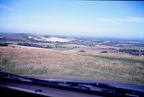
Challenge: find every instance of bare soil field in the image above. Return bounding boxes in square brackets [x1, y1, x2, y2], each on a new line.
[0, 46, 144, 85]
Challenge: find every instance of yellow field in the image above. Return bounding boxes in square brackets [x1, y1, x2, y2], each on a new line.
[0, 46, 144, 85]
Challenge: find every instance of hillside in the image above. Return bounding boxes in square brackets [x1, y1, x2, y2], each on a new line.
[0, 33, 30, 42]
[0, 33, 75, 43]
[0, 46, 144, 85]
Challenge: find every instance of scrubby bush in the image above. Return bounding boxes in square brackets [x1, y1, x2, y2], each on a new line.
[79, 50, 85, 52]
[101, 51, 107, 53]
[0, 43, 8, 46]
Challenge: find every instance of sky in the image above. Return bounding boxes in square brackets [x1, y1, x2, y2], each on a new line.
[0, 0, 144, 38]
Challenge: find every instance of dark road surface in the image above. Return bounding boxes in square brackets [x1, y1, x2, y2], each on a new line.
[0, 81, 102, 97]
[0, 72, 143, 97]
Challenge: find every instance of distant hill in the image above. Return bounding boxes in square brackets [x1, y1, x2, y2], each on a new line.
[0, 33, 75, 43]
[0, 33, 30, 42]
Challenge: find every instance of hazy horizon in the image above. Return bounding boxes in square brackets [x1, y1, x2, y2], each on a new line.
[1, 32, 144, 41]
[0, 0, 144, 38]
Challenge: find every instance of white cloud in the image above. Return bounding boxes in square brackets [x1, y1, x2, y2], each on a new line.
[95, 18, 114, 23]
[95, 17, 144, 23]
[0, 4, 14, 11]
[114, 17, 144, 22]
[31, 16, 52, 19]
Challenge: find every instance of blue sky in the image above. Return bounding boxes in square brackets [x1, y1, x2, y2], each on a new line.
[0, 0, 144, 38]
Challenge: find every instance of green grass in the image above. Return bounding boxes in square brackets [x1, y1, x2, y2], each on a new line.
[53, 47, 73, 51]
[82, 54, 144, 64]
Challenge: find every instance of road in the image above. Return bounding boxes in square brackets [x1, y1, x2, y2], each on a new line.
[0, 81, 102, 97]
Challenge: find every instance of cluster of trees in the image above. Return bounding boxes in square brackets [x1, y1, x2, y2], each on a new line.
[101, 51, 108, 53]
[0, 43, 8, 46]
[79, 50, 85, 52]
[119, 49, 144, 56]
[17, 43, 73, 50]
[0, 37, 21, 42]
[17, 43, 52, 48]
[69, 40, 95, 47]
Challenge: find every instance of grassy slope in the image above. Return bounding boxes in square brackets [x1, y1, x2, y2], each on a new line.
[0, 47, 144, 85]
[0, 33, 29, 42]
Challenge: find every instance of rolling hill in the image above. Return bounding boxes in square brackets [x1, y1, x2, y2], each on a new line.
[0, 33, 75, 43]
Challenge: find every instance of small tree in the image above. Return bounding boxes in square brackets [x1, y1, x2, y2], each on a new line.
[79, 50, 85, 52]
[0, 42, 8, 46]
[101, 51, 107, 53]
